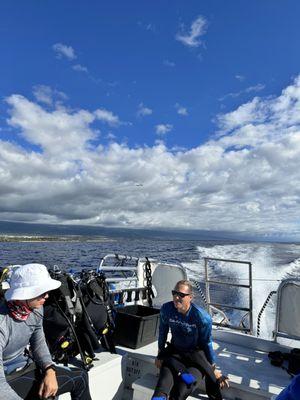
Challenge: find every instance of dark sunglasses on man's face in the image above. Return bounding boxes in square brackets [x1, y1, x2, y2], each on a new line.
[172, 290, 191, 298]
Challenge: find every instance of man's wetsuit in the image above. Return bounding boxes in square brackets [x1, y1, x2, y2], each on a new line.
[153, 301, 222, 400]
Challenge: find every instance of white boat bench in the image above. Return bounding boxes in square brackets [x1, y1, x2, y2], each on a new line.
[129, 331, 292, 400]
[59, 330, 292, 400]
[60, 351, 124, 400]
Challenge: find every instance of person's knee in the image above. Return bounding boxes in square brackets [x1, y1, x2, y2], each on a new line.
[77, 368, 89, 390]
[72, 368, 91, 397]
[81, 369, 89, 382]
[171, 372, 199, 400]
[187, 366, 202, 381]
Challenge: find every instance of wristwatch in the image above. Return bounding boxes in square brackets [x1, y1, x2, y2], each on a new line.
[44, 364, 57, 373]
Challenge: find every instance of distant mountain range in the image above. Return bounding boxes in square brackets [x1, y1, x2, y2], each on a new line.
[0, 220, 248, 242]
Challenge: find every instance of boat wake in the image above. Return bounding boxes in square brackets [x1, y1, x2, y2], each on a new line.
[182, 242, 300, 339]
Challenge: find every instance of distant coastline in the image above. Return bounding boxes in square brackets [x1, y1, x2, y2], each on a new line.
[0, 235, 114, 243]
[0, 220, 297, 243]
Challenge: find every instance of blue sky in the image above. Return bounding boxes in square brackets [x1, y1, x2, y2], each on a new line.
[1, 1, 300, 240]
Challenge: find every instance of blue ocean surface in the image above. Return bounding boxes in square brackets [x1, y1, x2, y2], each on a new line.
[1, 235, 299, 338]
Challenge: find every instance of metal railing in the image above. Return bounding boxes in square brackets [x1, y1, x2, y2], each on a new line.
[204, 257, 253, 334]
[97, 254, 153, 305]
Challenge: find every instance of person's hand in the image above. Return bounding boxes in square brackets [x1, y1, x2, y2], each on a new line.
[38, 369, 58, 399]
[155, 358, 163, 369]
[214, 369, 229, 389]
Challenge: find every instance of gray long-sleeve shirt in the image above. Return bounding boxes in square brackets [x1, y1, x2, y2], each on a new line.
[0, 302, 53, 400]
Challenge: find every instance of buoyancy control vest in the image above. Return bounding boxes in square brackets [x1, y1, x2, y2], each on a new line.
[75, 271, 116, 355]
[43, 271, 86, 366]
[43, 268, 116, 368]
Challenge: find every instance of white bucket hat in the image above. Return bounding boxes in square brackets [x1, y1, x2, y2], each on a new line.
[5, 263, 61, 301]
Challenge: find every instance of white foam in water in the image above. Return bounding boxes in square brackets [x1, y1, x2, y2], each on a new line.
[183, 243, 300, 339]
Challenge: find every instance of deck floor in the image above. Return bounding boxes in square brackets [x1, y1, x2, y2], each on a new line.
[125, 333, 291, 398]
[61, 333, 291, 399]
[213, 339, 290, 396]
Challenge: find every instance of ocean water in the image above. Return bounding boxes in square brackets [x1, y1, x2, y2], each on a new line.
[1, 237, 299, 338]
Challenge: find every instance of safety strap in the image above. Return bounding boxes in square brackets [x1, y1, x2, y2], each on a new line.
[144, 258, 154, 307]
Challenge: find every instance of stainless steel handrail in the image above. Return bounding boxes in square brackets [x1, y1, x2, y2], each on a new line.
[204, 257, 253, 335]
[100, 267, 138, 272]
[98, 254, 140, 271]
[105, 277, 138, 283]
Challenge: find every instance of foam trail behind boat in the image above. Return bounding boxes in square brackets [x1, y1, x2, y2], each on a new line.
[183, 243, 300, 339]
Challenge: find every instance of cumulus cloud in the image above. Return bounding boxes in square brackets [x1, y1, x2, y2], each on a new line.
[2, 77, 300, 238]
[137, 103, 153, 117]
[72, 64, 88, 73]
[6, 94, 95, 156]
[235, 74, 245, 82]
[155, 124, 173, 135]
[94, 108, 121, 127]
[33, 85, 67, 106]
[52, 43, 77, 60]
[176, 16, 208, 48]
[106, 132, 116, 140]
[175, 103, 188, 116]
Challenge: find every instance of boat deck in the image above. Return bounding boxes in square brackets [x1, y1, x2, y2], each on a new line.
[127, 330, 292, 400]
[60, 329, 291, 400]
[212, 338, 289, 398]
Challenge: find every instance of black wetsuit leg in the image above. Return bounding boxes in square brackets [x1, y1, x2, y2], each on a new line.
[169, 366, 202, 400]
[153, 346, 199, 400]
[153, 362, 202, 400]
[183, 350, 222, 400]
[152, 363, 175, 398]
[154, 345, 222, 400]
[7, 365, 92, 400]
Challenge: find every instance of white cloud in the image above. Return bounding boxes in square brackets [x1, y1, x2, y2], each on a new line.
[219, 83, 265, 102]
[145, 23, 155, 32]
[245, 84, 265, 93]
[217, 97, 267, 131]
[155, 124, 173, 135]
[175, 103, 188, 116]
[33, 85, 67, 106]
[6, 94, 95, 156]
[106, 132, 116, 140]
[235, 74, 245, 82]
[137, 21, 156, 33]
[137, 103, 153, 117]
[72, 64, 88, 73]
[2, 77, 300, 238]
[33, 85, 54, 106]
[52, 43, 77, 60]
[94, 108, 121, 127]
[163, 60, 176, 67]
[176, 16, 208, 48]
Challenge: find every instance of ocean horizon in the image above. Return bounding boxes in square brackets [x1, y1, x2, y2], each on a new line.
[0, 220, 298, 244]
[1, 226, 299, 339]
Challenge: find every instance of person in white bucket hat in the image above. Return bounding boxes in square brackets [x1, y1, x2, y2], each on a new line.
[0, 263, 92, 400]
[5, 263, 61, 302]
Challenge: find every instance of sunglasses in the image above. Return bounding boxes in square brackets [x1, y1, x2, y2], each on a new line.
[172, 290, 191, 298]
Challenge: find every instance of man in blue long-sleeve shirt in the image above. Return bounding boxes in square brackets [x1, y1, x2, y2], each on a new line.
[153, 280, 228, 400]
